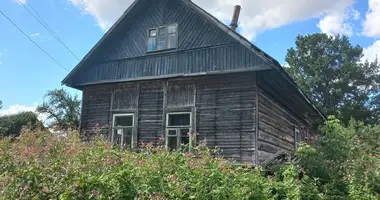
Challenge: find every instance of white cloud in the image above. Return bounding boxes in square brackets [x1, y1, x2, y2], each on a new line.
[362, 40, 380, 63]
[363, 0, 380, 37]
[30, 33, 40, 37]
[68, 0, 356, 41]
[352, 8, 361, 20]
[12, 0, 27, 5]
[0, 104, 37, 116]
[317, 8, 360, 37]
[0, 103, 48, 122]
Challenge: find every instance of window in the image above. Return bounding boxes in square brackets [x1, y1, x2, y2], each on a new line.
[147, 24, 178, 52]
[112, 114, 134, 149]
[294, 126, 301, 149]
[166, 112, 192, 150]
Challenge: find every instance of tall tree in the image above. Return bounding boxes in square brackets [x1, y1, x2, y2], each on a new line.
[37, 88, 81, 129]
[285, 33, 380, 124]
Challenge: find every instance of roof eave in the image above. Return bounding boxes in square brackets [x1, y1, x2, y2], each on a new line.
[61, 0, 143, 85]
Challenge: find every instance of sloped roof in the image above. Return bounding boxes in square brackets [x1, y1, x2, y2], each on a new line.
[62, 0, 325, 121]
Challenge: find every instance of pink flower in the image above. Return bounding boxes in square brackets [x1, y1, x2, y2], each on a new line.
[159, 136, 165, 141]
[137, 160, 144, 166]
[92, 189, 100, 197]
[95, 123, 99, 128]
[43, 146, 49, 152]
[167, 174, 175, 182]
[24, 186, 29, 190]
[42, 188, 49, 193]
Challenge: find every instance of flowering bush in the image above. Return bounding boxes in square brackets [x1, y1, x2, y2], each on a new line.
[0, 129, 321, 200]
[1, 116, 379, 199]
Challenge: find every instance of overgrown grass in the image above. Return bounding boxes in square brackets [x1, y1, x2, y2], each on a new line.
[0, 117, 379, 199]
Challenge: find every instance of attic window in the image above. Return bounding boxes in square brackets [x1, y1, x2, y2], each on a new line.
[147, 24, 178, 52]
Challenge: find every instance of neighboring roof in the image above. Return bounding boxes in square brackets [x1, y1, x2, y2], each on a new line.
[62, 0, 326, 121]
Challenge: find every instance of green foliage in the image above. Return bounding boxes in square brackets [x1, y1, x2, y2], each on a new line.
[285, 33, 380, 124]
[296, 116, 380, 199]
[1, 117, 379, 199]
[36, 88, 81, 129]
[0, 130, 319, 200]
[0, 111, 39, 137]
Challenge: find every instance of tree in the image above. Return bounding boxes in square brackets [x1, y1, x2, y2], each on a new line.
[285, 33, 380, 124]
[37, 88, 81, 129]
[0, 111, 39, 137]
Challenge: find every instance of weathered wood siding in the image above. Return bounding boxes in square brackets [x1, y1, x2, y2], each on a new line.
[80, 72, 258, 163]
[138, 81, 164, 143]
[81, 85, 112, 133]
[257, 88, 311, 163]
[65, 0, 270, 87]
[196, 73, 256, 163]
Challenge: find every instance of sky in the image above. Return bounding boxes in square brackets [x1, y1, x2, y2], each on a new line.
[0, 0, 380, 119]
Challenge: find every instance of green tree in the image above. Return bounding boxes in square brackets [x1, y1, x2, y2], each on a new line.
[0, 111, 39, 137]
[285, 33, 380, 124]
[37, 88, 81, 129]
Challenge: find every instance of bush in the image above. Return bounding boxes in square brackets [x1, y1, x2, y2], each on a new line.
[0, 112, 40, 137]
[296, 116, 380, 199]
[1, 117, 379, 199]
[0, 130, 320, 200]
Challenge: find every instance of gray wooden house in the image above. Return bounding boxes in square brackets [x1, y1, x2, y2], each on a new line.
[62, 0, 325, 164]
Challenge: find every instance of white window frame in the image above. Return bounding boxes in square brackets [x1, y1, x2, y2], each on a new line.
[294, 126, 301, 149]
[147, 24, 178, 52]
[112, 113, 134, 148]
[166, 112, 192, 128]
[165, 112, 192, 150]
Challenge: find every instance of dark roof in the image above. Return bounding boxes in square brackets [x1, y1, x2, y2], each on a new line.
[62, 0, 326, 121]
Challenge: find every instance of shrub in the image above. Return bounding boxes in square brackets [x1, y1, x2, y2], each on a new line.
[296, 116, 380, 199]
[0, 129, 320, 200]
[0, 111, 40, 137]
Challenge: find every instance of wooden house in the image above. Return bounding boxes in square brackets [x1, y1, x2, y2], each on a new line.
[62, 0, 325, 164]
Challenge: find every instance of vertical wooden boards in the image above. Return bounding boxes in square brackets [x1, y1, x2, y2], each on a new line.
[195, 73, 256, 163]
[138, 81, 164, 143]
[81, 84, 112, 136]
[81, 72, 259, 163]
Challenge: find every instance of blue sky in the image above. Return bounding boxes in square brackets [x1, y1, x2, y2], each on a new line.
[0, 0, 379, 117]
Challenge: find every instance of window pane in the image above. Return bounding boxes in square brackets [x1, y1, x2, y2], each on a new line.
[168, 136, 177, 150]
[181, 136, 189, 145]
[113, 129, 122, 145]
[180, 129, 190, 136]
[123, 128, 132, 148]
[167, 25, 177, 34]
[168, 129, 177, 136]
[149, 29, 157, 37]
[168, 113, 190, 126]
[158, 35, 166, 50]
[167, 33, 177, 49]
[158, 27, 166, 35]
[113, 128, 132, 148]
[114, 115, 133, 127]
[148, 37, 156, 51]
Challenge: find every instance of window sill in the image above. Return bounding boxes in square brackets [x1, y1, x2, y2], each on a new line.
[147, 48, 177, 55]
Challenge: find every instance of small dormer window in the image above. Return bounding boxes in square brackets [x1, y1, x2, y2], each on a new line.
[148, 24, 178, 52]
